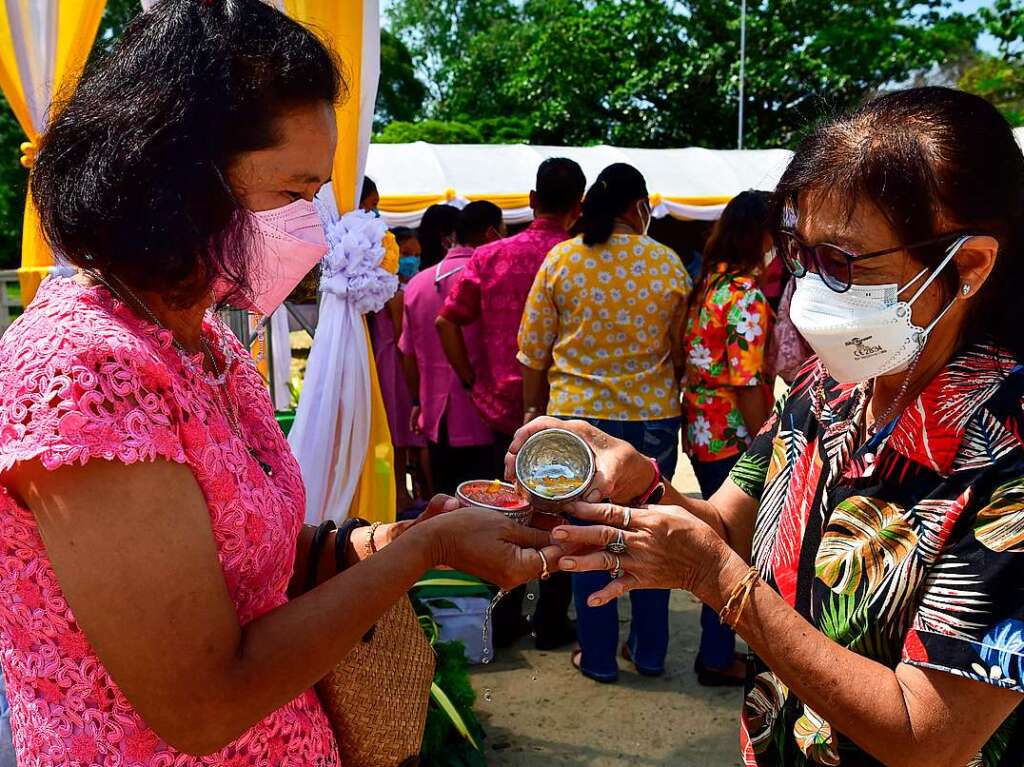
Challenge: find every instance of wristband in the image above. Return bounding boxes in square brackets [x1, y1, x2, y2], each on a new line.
[335, 517, 370, 574]
[303, 520, 337, 593]
[634, 457, 664, 506]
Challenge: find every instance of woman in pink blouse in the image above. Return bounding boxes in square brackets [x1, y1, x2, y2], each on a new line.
[0, 2, 558, 766]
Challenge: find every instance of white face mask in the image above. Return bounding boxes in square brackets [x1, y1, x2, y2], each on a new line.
[790, 236, 970, 384]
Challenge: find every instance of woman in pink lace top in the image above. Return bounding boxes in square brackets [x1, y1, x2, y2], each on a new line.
[0, 2, 558, 766]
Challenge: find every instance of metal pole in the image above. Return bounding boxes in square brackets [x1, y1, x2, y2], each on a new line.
[738, 0, 747, 150]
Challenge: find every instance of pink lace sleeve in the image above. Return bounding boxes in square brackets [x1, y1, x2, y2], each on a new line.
[0, 319, 187, 474]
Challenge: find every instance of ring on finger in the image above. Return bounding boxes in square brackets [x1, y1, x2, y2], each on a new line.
[606, 529, 627, 555]
[610, 555, 624, 579]
[621, 507, 632, 530]
[538, 549, 551, 581]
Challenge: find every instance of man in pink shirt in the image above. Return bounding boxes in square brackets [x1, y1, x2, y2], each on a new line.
[437, 158, 586, 651]
[437, 158, 586, 458]
[399, 202, 504, 496]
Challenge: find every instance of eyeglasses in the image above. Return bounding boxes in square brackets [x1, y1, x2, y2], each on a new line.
[777, 230, 977, 293]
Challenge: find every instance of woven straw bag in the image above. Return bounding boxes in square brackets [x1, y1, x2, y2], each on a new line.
[316, 595, 436, 767]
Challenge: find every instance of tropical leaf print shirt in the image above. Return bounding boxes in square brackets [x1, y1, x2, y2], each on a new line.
[729, 343, 1024, 767]
[683, 266, 772, 462]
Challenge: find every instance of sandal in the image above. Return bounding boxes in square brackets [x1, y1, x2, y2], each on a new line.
[571, 647, 618, 684]
[621, 643, 665, 678]
[693, 652, 747, 687]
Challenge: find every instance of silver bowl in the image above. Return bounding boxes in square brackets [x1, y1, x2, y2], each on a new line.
[515, 428, 596, 513]
[456, 480, 533, 526]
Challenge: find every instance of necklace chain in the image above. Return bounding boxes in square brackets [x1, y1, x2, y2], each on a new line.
[85, 270, 272, 476]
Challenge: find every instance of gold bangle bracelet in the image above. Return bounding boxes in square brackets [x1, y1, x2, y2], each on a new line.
[365, 521, 382, 558]
[719, 566, 760, 628]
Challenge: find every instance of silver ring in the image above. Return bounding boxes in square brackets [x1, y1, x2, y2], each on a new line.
[622, 507, 632, 530]
[606, 529, 627, 555]
[610, 555, 624, 579]
[538, 549, 551, 581]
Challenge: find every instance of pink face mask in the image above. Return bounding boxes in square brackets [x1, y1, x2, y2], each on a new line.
[217, 199, 328, 315]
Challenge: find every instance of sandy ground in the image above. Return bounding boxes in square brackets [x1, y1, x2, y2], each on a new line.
[468, 458, 747, 766]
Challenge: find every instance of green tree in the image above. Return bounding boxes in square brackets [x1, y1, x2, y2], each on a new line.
[374, 115, 531, 143]
[386, 0, 517, 103]
[395, 0, 981, 148]
[375, 29, 428, 130]
[959, 0, 1024, 126]
[980, 0, 1024, 61]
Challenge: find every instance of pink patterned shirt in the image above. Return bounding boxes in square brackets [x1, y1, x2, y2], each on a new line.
[439, 217, 570, 435]
[0, 278, 338, 767]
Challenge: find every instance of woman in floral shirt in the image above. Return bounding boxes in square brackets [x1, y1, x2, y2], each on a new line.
[683, 191, 774, 686]
[511, 87, 1024, 765]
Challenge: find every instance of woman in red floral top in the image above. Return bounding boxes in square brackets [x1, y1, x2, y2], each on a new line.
[683, 191, 774, 685]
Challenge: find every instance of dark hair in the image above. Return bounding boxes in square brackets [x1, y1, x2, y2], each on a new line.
[698, 190, 770, 294]
[31, 0, 345, 307]
[456, 201, 503, 245]
[535, 157, 586, 216]
[360, 176, 378, 206]
[773, 86, 1024, 360]
[391, 226, 417, 246]
[578, 163, 648, 247]
[418, 204, 460, 269]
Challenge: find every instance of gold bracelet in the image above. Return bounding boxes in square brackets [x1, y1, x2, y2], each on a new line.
[365, 521, 382, 558]
[719, 566, 760, 628]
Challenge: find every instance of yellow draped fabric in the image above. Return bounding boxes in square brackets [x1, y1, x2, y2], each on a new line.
[0, 0, 107, 304]
[285, 0, 395, 523]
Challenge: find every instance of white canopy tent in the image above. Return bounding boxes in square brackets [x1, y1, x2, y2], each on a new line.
[367, 142, 794, 228]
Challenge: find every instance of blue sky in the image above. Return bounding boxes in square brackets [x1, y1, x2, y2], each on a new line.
[951, 0, 998, 52]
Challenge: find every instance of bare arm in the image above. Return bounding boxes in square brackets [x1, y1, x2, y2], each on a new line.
[6, 458, 557, 756]
[557, 504, 1021, 767]
[521, 362, 550, 422]
[733, 384, 771, 436]
[436, 315, 475, 388]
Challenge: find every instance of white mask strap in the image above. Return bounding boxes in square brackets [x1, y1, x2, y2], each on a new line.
[904, 235, 971, 306]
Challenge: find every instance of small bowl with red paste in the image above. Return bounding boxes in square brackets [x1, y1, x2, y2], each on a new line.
[456, 480, 532, 525]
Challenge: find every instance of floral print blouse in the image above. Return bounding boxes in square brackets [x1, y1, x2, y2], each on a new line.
[518, 234, 691, 422]
[729, 343, 1024, 767]
[683, 267, 772, 462]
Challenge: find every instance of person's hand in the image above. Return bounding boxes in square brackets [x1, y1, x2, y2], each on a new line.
[504, 417, 657, 504]
[409, 405, 422, 436]
[349, 494, 459, 563]
[550, 501, 746, 608]
[421, 507, 564, 591]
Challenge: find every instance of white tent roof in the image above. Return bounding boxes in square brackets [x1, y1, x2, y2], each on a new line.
[367, 142, 793, 227]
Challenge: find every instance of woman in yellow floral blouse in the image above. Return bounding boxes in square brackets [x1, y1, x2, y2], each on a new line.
[518, 163, 692, 682]
[683, 191, 774, 686]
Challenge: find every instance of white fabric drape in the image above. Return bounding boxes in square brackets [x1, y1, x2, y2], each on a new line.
[4, 0, 56, 131]
[270, 305, 292, 411]
[288, 184, 397, 524]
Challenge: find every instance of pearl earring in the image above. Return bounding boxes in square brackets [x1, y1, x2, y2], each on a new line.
[961, 284, 971, 296]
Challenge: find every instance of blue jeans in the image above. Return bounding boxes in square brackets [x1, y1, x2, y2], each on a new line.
[572, 417, 680, 681]
[691, 455, 741, 670]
